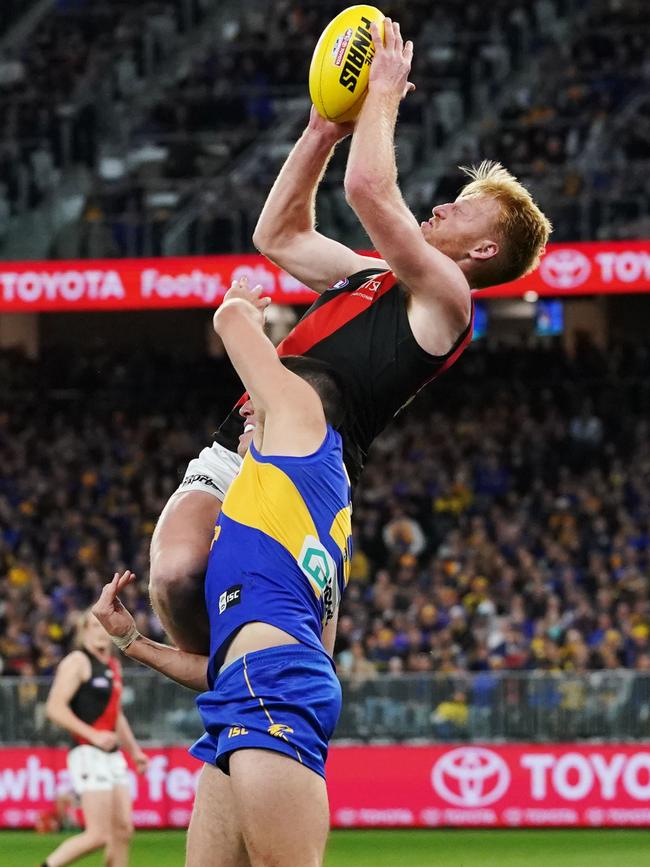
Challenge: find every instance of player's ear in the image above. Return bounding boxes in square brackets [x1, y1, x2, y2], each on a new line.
[469, 239, 499, 261]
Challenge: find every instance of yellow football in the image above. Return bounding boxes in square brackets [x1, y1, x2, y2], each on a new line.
[309, 5, 385, 123]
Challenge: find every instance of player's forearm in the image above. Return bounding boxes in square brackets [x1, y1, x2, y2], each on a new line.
[46, 702, 99, 743]
[253, 128, 338, 250]
[125, 635, 208, 692]
[214, 299, 281, 408]
[345, 90, 401, 202]
[116, 712, 139, 756]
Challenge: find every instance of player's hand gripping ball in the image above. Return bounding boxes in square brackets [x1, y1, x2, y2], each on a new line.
[309, 5, 385, 123]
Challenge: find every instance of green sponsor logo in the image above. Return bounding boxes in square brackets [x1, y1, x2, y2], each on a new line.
[300, 547, 330, 591]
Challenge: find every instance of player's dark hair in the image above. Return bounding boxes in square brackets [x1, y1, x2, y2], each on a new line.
[280, 356, 347, 429]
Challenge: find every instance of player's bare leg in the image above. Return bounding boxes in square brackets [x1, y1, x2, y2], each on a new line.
[186, 763, 251, 867]
[149, 490, 221, 654]
[104, 784, 133, 867]
[44, 789, 113, 867]
[229, 750, 329, 867]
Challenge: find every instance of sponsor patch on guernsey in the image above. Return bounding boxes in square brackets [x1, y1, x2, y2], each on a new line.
[219, 584, 242, 614]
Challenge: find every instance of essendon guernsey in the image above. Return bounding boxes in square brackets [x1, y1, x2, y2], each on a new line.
[69, 650, 122, 746]
[216, 268, 474, 484]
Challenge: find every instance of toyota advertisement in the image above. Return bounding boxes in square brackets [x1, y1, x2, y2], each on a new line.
[328, 745, 650, 828]
[1, 241, 649, 312]
[3, 745, 650, 829]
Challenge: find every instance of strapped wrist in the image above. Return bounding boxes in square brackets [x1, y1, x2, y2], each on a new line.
[110, 625, 140, 652]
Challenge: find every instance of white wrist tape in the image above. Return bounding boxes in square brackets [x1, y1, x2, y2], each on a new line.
[110, 625, 140, 651]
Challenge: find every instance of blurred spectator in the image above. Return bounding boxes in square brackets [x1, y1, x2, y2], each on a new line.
[431, 690, 469, 740]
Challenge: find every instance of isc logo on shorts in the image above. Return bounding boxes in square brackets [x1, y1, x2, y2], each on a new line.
[227, 726, 248, 738]
[219, 584, 242, 614]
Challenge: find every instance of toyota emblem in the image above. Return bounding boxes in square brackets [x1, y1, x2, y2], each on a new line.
[539, 249, 592, 289]
[431, 747, 511, 807]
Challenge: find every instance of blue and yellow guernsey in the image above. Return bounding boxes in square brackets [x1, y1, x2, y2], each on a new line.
[204, 425, 352, 688]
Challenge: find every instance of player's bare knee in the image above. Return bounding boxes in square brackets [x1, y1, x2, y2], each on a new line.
[111, 819, 134, 843]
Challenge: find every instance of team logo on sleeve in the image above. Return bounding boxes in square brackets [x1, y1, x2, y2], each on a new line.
[219, 584, 242, 614]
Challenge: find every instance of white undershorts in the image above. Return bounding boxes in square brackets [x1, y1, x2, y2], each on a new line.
[67, 745, 130, 794]
[176, 441, 243, 500]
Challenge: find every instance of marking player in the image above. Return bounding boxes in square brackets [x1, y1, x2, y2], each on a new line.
[94, 276, 352, 866]
[149, 17, 552, 654]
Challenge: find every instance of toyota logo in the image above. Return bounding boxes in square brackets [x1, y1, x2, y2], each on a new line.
[539, 249, 591, 289]
[431, 747, 510, 807]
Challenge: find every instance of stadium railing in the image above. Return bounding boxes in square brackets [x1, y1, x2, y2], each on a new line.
[2, 669, 649, 745]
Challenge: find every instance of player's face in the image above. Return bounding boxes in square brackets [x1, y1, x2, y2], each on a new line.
[237, 398, 259, 457]
[83, 614, 111, 653]
[420, 194, 501, 261]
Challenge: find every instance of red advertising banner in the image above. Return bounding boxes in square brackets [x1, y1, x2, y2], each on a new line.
[327, 744, 650, 828]
[0, 254, 317, 313]
[0, 747, 201, 830]
[0, 241, 649, 312]
[3, 744, 650, 829]
[478, 240, 650, 299]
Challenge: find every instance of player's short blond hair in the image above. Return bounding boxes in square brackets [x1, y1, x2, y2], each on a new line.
[458, 161, 552, 289]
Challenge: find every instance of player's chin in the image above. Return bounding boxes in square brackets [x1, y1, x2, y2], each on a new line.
[237, 432, 254, 458]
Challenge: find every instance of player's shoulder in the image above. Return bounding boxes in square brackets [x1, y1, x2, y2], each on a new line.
[60, 649, 91, 676]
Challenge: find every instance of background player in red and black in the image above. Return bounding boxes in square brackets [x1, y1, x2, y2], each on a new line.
[149, 18, 551, 655]
[42, 609, 147, 867]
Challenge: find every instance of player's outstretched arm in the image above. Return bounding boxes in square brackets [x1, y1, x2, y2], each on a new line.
[252, 107, 386, 294]
[214, 278, 326, 455]
[92, 571, 208, 692]
[344, 19, 469, 330]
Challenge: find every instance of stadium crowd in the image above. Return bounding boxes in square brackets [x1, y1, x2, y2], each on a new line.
[0, 0, 212, 224]
[2, 338, 649, 698]
[5, 0, 648, 257]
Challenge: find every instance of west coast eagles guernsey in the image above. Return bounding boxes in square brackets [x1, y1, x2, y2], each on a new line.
[204, 425, 352, 688]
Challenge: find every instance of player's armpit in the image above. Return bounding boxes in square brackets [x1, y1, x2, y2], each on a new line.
[257, 229, 387, 296]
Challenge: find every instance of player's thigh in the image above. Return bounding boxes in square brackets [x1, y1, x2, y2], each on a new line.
[229, 749, 329, 867]
[186, 763, 250, 867]
[109, 784, 133, 839]
[79, 789, 115, 843]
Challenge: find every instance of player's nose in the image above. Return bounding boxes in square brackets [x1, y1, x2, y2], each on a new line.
[239, 399, 254, 418]
[432, 205, 448, 219]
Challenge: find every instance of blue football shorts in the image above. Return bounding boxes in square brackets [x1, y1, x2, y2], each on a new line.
[189, 644, 342, 779]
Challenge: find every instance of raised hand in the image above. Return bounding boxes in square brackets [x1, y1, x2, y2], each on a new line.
[307, 105, 355, 143]
[92, 570, 138, 646]
[368, 17, 415, 100]
[221, 276, 272, 328]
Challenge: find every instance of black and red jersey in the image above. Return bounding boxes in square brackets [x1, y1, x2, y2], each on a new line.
[216, 268, 474, 484]
[69, 650, 122, 746]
